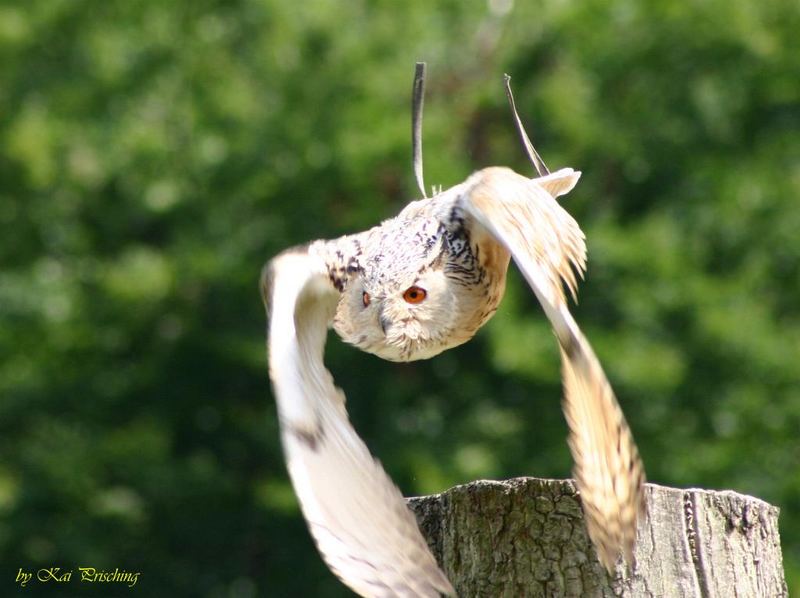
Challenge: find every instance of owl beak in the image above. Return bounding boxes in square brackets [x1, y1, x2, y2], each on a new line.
[377, 306, 391, 336]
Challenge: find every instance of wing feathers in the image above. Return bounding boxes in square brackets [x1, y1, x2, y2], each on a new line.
[462, 167, 586, 306]
[557, 307, 646, 569]
[537, 168, 582, 198]
[461, 167, 646, 571]
[265, 247, 454, 597]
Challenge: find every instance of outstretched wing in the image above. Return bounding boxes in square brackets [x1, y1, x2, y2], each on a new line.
[261, 245, 454, 597]
[459, 166, 646, 571]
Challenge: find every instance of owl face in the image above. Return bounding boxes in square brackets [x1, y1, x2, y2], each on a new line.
[332, 216, 491, 362]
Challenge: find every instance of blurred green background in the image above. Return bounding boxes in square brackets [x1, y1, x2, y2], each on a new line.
[1, 0, 798, 596]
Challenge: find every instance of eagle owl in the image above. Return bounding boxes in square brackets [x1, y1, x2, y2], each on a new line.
[262, 74, 645, 597]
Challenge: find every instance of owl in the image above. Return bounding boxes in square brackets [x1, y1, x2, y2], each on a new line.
[262, 74, 645, 597]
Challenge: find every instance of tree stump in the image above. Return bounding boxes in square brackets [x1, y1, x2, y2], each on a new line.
[407, 478, 787, 597]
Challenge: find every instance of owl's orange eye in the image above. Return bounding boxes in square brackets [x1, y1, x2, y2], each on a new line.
[402, 286, 427, 304]
[362, 291, 370, 307]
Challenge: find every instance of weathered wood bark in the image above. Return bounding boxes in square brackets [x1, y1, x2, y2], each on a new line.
[408, 478, 787, 597]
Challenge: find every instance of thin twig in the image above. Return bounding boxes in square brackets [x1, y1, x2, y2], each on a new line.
[412, 62, 427, 197]
[503, 74, 549, 177]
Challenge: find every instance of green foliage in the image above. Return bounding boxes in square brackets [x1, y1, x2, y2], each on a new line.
[1, 0, 798, 595]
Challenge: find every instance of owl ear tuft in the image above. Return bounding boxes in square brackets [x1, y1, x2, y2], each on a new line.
[503, 73, 549, 178]
[411, 62, 428, 198]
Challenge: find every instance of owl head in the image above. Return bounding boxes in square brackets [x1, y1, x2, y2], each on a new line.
[332, 215, 499, 362]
